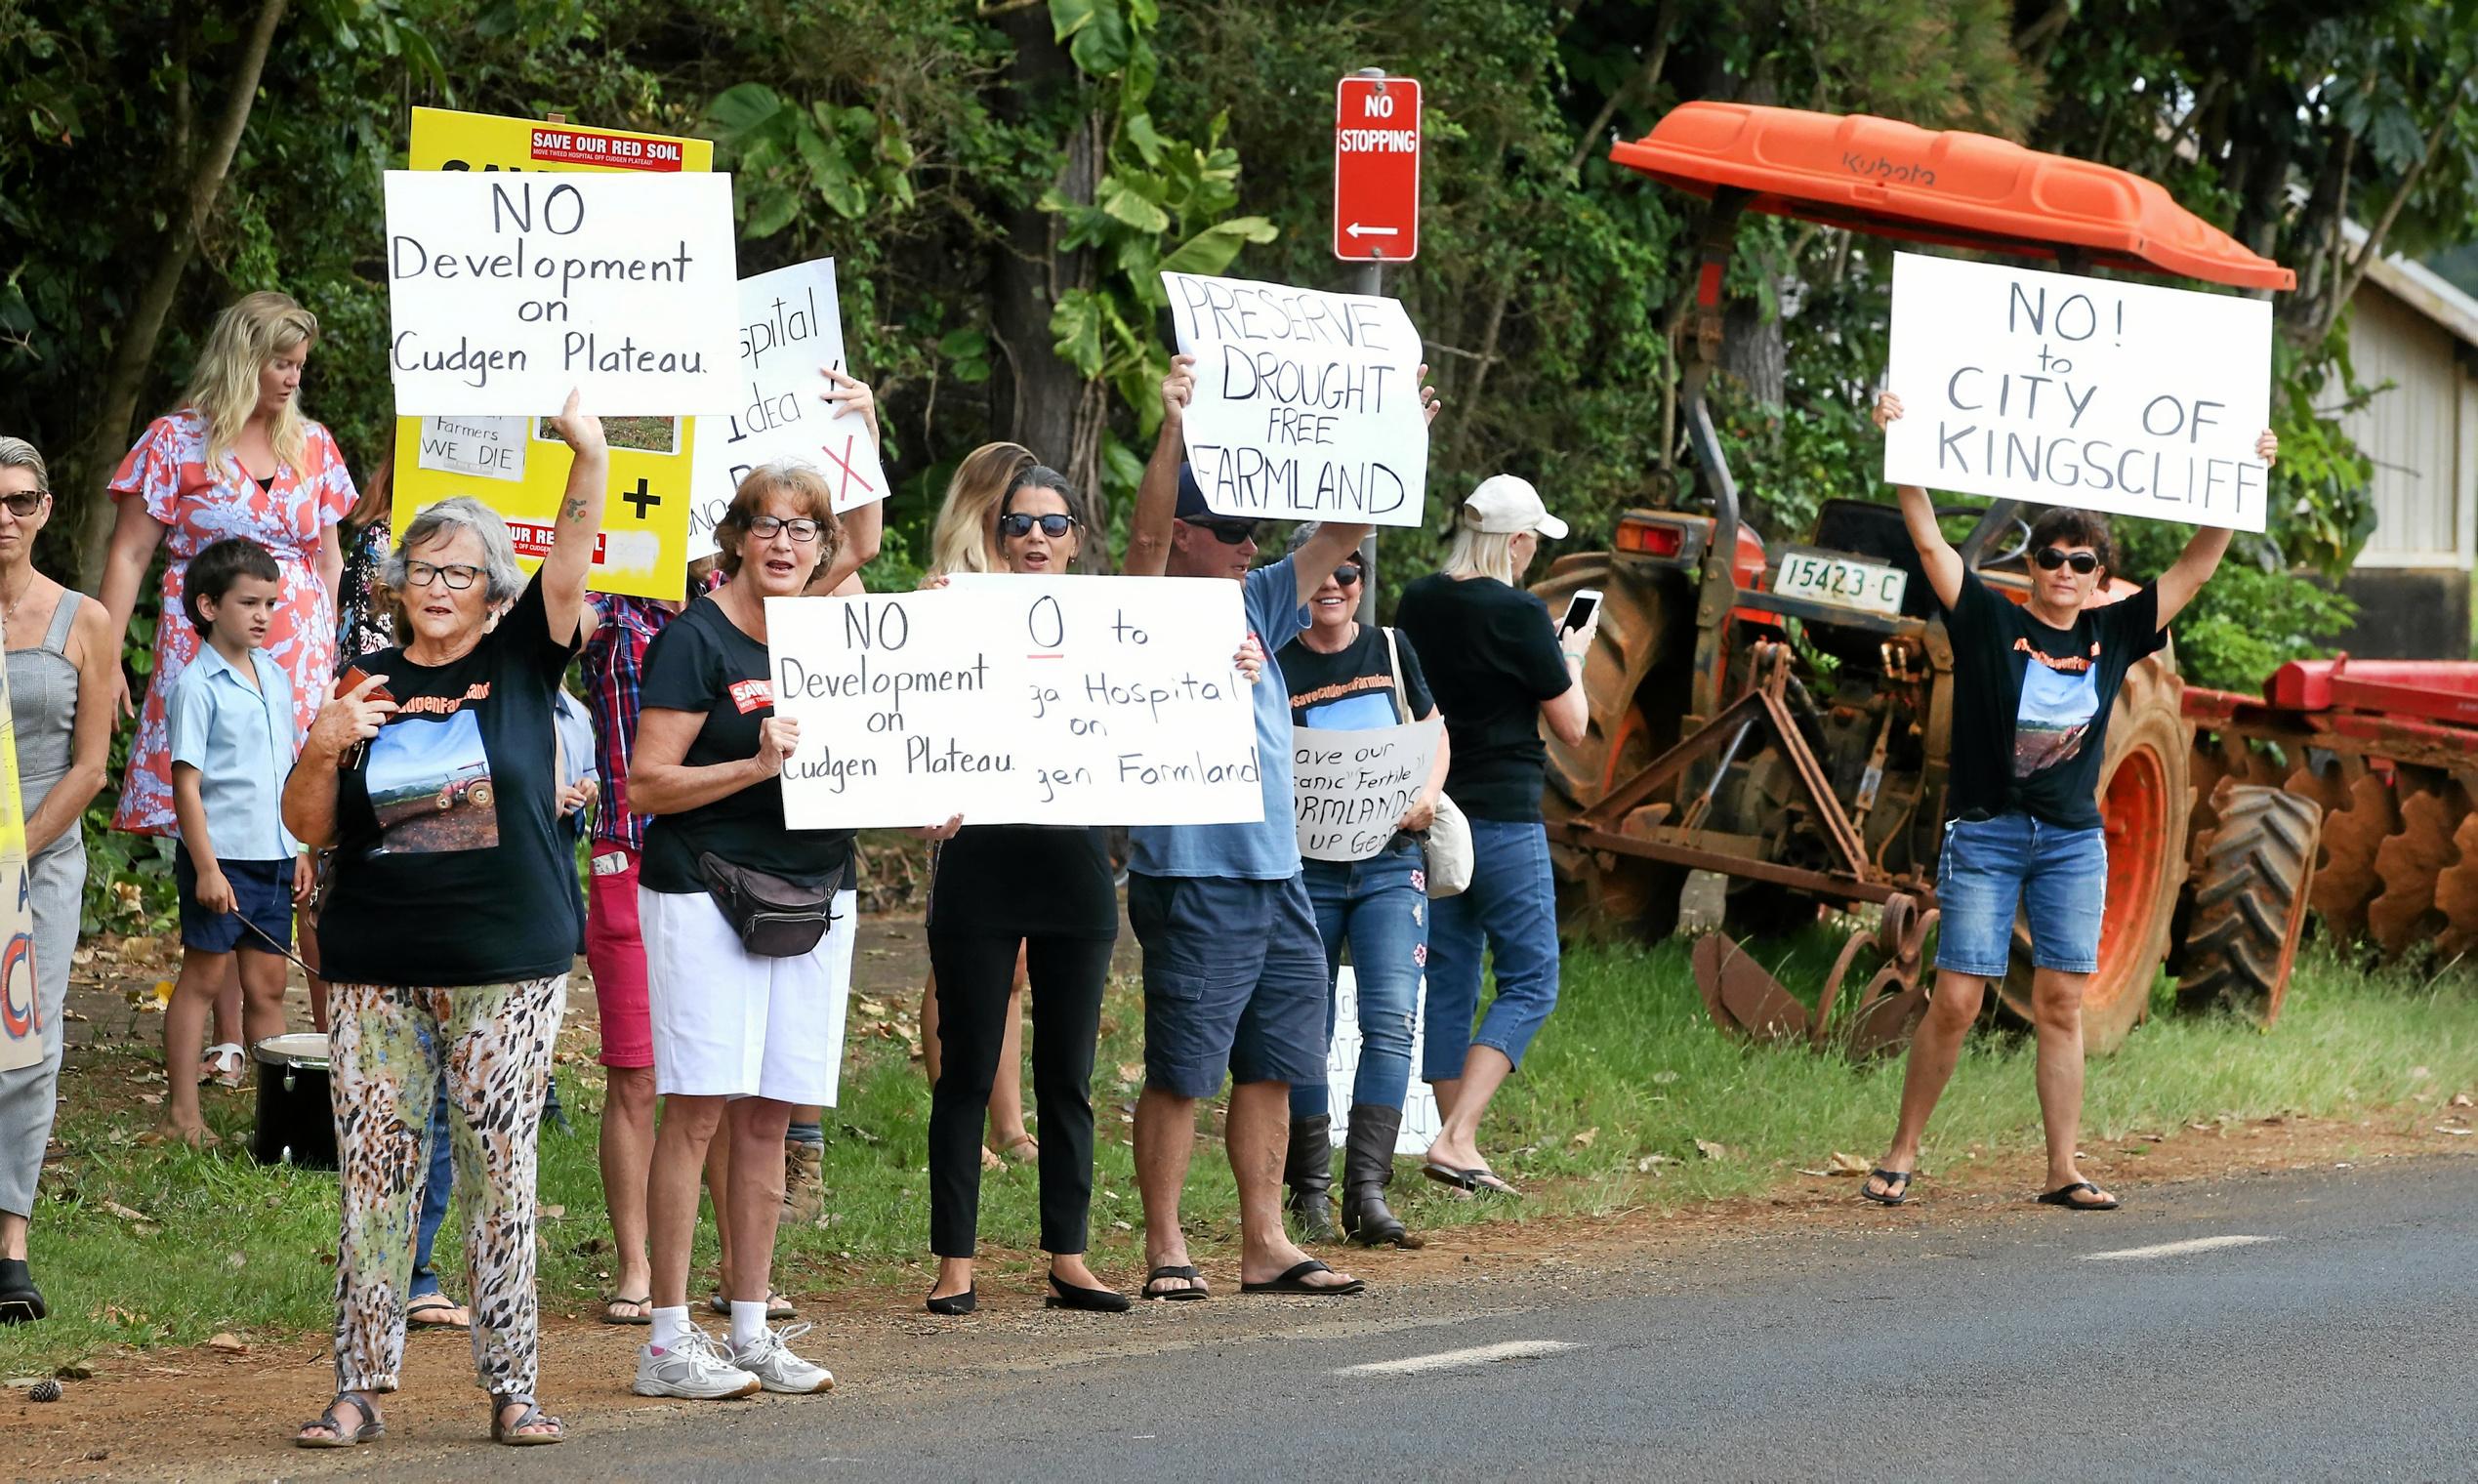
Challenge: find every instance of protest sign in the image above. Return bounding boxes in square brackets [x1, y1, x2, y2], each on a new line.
[1326, 967, 1441, 1155]
[0, 617, 41, 1074]
[384, 170, 739, 416]
[764, 575, 1261, 828]
[1293, 718, 1441, 862]
[1162, 270, 1428, 528]
[686, 259, 886, 559]
[391, 109, 717, 599]
[1883, 252, 2274, 532]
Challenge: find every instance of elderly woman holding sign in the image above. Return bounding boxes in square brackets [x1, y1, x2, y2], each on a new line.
[1859, 392, 2277, 1215]
[282, 395, 610, 1449]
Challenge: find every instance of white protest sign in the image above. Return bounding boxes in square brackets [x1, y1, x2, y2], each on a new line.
[1294, 718, 1441, 862]
[1163, 270, 1427, 527]
[1327, 967, 1441, 1155]
[686, 259, 887, 558]
[765, 575, 1262, 828]
[1883, 252, 2274, 532]
[384, 170, 739, 415]
[414, 415, 528, 483]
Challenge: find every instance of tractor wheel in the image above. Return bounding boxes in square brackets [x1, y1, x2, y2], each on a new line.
[1995, 653, 2191, 1053]
[1534, 555, 1692, 940]
[2171, 779, 2321, 1025]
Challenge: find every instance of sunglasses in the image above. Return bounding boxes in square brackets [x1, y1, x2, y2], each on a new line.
[2033, 547, 2100, 574]
[0, 491, 46, 518]
[1187, 518, 1263, 547]
[1332, 563, 1364, 587]
[999, 512, 1080, 539]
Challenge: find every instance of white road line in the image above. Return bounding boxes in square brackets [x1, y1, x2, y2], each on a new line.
[1336, 1340, 1579, 1377]
[2081, 1234, 2280, 1261]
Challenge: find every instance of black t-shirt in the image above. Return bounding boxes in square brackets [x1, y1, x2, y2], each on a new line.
[927, 826, 1117, 941]
[318, 573, 581, 987]
[1279, 623, 1436, 729]
[638, 596, 855, 894]
[1942, 568, 2166, 830]
[1394, 573, 1573, 822]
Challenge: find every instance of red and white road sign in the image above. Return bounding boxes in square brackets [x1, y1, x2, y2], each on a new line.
[1333, 75, 1422, 263]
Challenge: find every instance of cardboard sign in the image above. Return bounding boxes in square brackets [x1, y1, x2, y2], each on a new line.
[1883, 253, 2274, 532]
[392, 109, 720, 600]
[1293, 718, 1441, 862]
[686, 259, 886, 559]
[383, 170, 739, 416]
[764, 575, 1262, 828]
[1163, 270, 1428, 528]
[0, 612, 42, 1074]
[1326, 967, 1441, 1154]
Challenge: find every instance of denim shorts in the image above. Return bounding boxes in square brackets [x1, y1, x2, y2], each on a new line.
[1933, 811, 2106, 978]
[1128, 871, 1329, 1098]
[175, 847, 294, 955]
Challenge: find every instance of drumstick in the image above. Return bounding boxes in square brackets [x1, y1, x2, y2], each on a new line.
[233, 914, 320, 982]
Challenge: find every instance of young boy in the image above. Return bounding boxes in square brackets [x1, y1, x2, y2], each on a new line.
[155, 537, 310, 1145]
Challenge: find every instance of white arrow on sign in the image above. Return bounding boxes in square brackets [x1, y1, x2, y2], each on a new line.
[1344, 223, 1400, 238]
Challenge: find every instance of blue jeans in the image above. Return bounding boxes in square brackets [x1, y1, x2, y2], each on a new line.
[1290, 839, 1427, 1120]
[1933, 810, 2107, 977]
[1424, 817, 1561, 1079]
[410, 1071, 452, 1300]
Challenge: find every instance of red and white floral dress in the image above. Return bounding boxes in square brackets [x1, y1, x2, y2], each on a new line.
[108, 409, 356, 835]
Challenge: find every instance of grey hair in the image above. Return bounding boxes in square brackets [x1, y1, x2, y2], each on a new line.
[0, 437, 49, 495]
[384, 496, 525, 602]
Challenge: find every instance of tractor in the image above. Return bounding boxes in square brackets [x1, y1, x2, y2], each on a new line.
[1535, 103, 2317, 1053]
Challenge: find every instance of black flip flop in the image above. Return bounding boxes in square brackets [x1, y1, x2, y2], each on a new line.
[1240, 1259, 1366, 1297]
[599, 1295, 653, 1326]
[2036, 1180, 2121, 1212]
[1421, 1161, 1521, 1197]
[1141, 1264, 1210, 1301]
[1861, 1168, 1914, 1206]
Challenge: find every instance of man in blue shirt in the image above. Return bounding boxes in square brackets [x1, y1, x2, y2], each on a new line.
[1117, 354, 1433, 1299]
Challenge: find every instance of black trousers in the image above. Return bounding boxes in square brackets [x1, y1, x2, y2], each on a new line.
[926, 930, 1114, 1257]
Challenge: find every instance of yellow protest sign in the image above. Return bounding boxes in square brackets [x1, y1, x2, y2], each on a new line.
[392, 108, 719, 598]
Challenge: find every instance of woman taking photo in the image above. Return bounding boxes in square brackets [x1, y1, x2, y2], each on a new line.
[1275, 524, 1447, 1248]
[0, 437, 117, 1326]
[1394, 476, 1596, 1199]
[280, 396, 611, 1449]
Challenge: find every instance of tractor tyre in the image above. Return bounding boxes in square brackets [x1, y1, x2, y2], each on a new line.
[1534, 554, 1693, 941]
[1995, 653, 2191, 1053]
[2170, 780, 2321, 1026]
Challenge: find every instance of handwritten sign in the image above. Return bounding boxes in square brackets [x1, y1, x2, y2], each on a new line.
[384, 170, 739, 416]
[0, 611, 41, 1074]
[765, 575, 1262, 828]
[1293, 719, 1441, 862]
[1326, 967, 1440, 1155]
[1883, 252, 2273, 532]
[414, 415, 527, 483]
[1163, 270, 1427, 527]
[687, 259, 886, 558]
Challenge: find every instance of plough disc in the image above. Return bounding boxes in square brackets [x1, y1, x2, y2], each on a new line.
[1689, 892, 1939, 1056]
[2366, 776, 2466, 957]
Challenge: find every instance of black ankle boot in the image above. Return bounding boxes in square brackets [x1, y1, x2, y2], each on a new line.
[1284, 1114, 1340, 1244]
[1341, 1104, 1420, 1249]
[0, 1257, 45, 1324]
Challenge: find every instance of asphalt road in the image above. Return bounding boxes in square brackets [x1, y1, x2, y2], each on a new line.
[329, 1160, 2478, 1482]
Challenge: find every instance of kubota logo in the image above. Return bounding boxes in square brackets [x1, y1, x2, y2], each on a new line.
[1843, 152, 1936, 186]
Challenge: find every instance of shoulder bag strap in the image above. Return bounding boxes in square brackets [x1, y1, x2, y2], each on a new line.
[1379, 626, 1410, 726]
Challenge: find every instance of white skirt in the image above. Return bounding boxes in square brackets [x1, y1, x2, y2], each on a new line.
[640, 886, 856, 1106]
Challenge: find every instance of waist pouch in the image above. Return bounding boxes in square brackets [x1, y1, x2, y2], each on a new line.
[697, 851, 844, 958]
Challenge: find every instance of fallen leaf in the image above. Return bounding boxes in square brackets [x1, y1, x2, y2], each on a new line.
[101, 1200, 154, 1224]
[1116, 1063, 1144, 1084]
[2410, 1065, 2432, 1081]
[226, 1253, 245, 1269]
[1634, 1156, 1666, 1174]
[206, 1333, 246, 1355]
[1569, 1128, 1598, 1149]
[540, 1204, 565, 1219]
[2436, 1126, 2473, 1136]
[1824, 1151, 1871, 1176]
[1693, 1138, 1729, 1161]
[2452, 1092, 2473, 1108]
[1651, 1071, 1679, 1086]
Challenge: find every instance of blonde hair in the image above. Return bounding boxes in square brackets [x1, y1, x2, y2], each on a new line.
[928, 441, 1037, 577]
[181, 291, 319, 474]
[717, 463, 841, 580]
[1440, 514, 1524, 586]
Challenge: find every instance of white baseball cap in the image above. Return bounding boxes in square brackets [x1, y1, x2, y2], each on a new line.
[1462, 474, 1569, 540]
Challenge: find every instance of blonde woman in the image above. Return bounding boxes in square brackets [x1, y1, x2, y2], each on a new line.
[101, 291, 354, 851]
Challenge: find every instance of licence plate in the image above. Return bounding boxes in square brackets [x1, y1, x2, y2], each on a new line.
[1776, 549, 1908, 617]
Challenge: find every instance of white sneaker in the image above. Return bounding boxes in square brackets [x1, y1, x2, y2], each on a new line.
[732, 1322, 835, 1394]
[634, 1326, 762, 1400]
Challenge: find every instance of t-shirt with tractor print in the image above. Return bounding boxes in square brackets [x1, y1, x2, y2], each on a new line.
[1938, 567, 2165, 831]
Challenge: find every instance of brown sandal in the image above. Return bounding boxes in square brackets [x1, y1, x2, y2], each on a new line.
[295, 1391, 384, 1448]
[490, 1393, 564, 1446]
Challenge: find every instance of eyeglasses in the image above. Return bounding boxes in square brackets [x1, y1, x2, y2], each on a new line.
[1332, 563, 1364, 587]
[999, 513, 1080, 540]
[405, 560, 482, 591]
[1188, 518, 1262, 547]
[0, 491, 46, 517]
[2033, 547, 2100, 574]
[749, 515, 822, 543]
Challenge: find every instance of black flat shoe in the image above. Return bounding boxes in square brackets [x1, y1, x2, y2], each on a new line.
[1045, 1273, 1132, 1313]
[926, 1286, 977, 1316]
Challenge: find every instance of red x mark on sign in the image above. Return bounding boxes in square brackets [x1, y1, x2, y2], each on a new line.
[822, 433, 875, 502]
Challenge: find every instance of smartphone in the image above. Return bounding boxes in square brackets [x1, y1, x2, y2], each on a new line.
[337, 665, 396, 768]
[1560, 588, 1602, 636]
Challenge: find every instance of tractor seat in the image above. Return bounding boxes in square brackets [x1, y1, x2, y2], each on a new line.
[1798, 498, 1936, 665]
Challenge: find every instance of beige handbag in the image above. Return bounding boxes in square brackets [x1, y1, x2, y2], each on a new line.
[1382, 627, 1471, 899]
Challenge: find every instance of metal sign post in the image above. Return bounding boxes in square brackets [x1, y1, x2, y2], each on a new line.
[1335, 67, 1423, 618]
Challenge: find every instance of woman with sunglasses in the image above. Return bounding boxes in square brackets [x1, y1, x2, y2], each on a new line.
[1861, 391, 2278, 1215]
[1273, 526, 1448, 1248]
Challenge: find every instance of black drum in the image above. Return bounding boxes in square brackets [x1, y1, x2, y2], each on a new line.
[251, 1033, 337, 1170]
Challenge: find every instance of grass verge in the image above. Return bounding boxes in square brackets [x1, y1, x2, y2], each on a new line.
[2, 938, 2470, 1379]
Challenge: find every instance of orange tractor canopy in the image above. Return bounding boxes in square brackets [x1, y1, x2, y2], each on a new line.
[1538, 103, 2301, 1054]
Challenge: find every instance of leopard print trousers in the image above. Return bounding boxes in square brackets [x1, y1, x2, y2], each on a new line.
[326, 974, 565, 1395]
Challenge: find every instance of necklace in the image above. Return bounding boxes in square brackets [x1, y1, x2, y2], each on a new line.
[0, 571, 35, 628]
